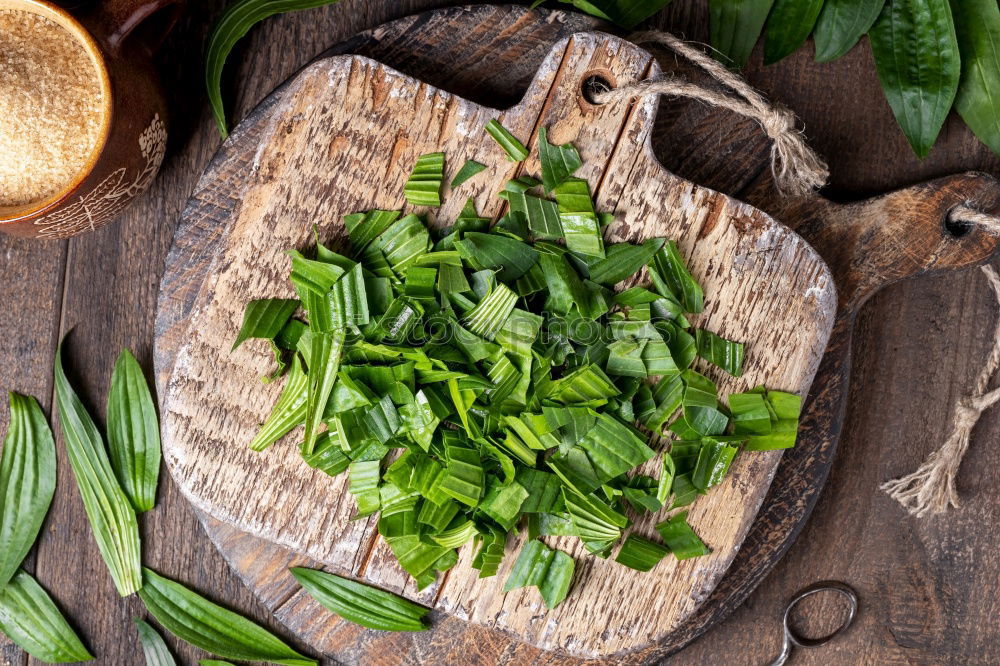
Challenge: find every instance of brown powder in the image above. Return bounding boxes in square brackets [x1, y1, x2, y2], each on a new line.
[0, 8, 105, 209]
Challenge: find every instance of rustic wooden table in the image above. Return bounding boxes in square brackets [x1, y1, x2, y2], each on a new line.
[2, 1, 998, 664]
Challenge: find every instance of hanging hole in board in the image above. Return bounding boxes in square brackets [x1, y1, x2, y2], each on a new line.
[582, 74, 614, 105]
[945, 206, 975, 238]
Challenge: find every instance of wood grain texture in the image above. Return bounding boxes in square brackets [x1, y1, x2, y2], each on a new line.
[157, 29, 835, 657]
[4, 0, 1000, 664]
[0, 237, 65, 666]
[151, 4, 1000, 664]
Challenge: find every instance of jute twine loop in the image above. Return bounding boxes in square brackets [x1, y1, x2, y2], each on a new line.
[881, 248, 1000, 517]
[592, 30, 829, 197]
[950, 204, 1000, 235]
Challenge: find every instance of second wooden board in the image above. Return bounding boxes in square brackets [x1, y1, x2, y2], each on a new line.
[160, 32, 835, 657]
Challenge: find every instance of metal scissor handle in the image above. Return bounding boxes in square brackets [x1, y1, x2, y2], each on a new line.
[767, 580, 858, 666]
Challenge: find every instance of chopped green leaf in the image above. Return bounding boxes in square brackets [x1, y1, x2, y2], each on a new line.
[505, 190, 563, 241]
[588, 239, 664, 285]
[377, 214, 432, 277]
[564, 489, 628, 544]
[692, 440, 739, 490]
[471, 524, 507, 577]
[303, 329, 346, 455]
[650, 241, 703, 313]
[439, 446, 484, 507]
[232, 298, 299, 351]
[744, 388, 801, 450]
[249, 354, 308, 452]
[287, 250, 344, 298]
[656, 511, 710, 560]
[728, 390, 772, 434]
[450, 160, 487, 188]
[615, 534, 669, 571]
[694, 328, 745, 376]
[236, 122, 796, 605]
[554, 177, 604, 258]
[349, 460, 382, 518]
[479, 478, 529, 529]
[345, 210, 401, 253]
[503, 539, 575, 608]
[538, 126, 582, 192]
[404, 152, 445, 207]
[455, 232, 539, 282]
[378, 511, 456, 589]
[656, 452, 676, 505]
[484, 119, 528, 161]
[462, 283, 518, 340]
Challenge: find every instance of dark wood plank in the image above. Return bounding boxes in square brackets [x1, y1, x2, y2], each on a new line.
[154, 4, 999, 663]
[0, 235, 67, 665]
[19, 1, 271, 662]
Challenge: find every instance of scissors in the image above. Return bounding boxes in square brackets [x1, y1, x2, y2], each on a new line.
[767, 580, 858, 665]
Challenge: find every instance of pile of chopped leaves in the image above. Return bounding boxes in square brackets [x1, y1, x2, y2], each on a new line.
[233, 121, 801, 611]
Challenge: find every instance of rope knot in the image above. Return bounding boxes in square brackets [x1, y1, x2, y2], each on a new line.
[955, 399, 983, 423]
[762, 105, 797, 137]
[604, 31, 830, 198]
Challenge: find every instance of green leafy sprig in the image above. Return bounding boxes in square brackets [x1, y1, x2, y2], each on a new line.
[236, 121, 803, 610]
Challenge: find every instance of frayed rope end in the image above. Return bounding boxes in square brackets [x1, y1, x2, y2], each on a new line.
[882, 265, 1000, 518]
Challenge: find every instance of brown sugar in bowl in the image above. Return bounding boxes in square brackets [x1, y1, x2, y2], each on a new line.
[0, 0, 182, 239]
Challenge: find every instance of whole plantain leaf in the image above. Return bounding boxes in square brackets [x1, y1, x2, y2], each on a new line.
[290, 567, 429, 631]
[135, 617, 177, 666]
[107, 349, 161, 513]
[138, 568, 316, 665]
[764, 0, 825, 64]
[869, 0, 961, 158]
[0, 570, 93, 663]
[813, 0, 887, 62]
[0, 393, 55, 587]
[54, 341, 143, 596]
[950, 0, 1000, 156]
[207, 0, 344, 137]
[709, 0, 776, 69]
[551, 0, 675, 30]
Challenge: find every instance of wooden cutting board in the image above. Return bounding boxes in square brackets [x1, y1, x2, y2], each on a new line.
[157, 28, 837, 659]
[153, 6, 1000, 663]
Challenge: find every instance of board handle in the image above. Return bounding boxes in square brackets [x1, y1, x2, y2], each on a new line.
[766, 172, 1000, 313]
[683, 175, 1000, 654]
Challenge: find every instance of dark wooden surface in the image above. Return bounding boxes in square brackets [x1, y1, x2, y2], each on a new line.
[2, 1, 999, 665]
[151, 5, 998, 663]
